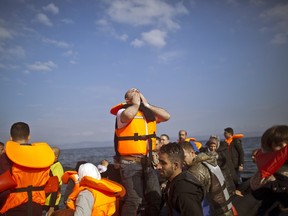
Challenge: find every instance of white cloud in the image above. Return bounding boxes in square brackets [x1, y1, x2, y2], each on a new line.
[141, 29, 167, 48]
[27, 61, 57, 72]
[97, 19, 109, 27]
[131, 38, 144, 47]
[271, 32, 288, 44]
[63, 50, 78, 58]
[260, 4, 288, 20]
[43, 38, 71, 48]
[35, 13, 53, 26]
[225, 0, 239, 6]
[116, 34, 128, 41]
[0, 26, 13, 40]
[96, 19, 129, 41]
[43, 3, 59, 15]
[158, 51, 181, 63]
[260, 4, 288, 44]
[0, 63, 18, 70]
[0, 44, 25, 59]
[61, 18, 74, 24]
[250, 0, 265, 6]
[106, 0, 188, 30]
[7, 46, 26, 58]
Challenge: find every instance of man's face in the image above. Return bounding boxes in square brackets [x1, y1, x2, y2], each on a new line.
[224, 131, 232, 139]
[160, 136, 169, 145]
[183, 148, 195, 166]
[155, 139, 162, 151]
[158, 152, 175, 181]
[179, 131, 186, 141]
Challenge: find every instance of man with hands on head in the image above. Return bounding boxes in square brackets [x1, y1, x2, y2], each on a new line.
[110, 88, 170, 216]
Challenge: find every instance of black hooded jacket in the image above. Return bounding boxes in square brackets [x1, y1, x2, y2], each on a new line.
[165, 171, 204, 216]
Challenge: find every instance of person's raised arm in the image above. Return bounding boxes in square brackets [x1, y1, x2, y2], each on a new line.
[139, 92, 170, 123]
[120, 91, 141, 124]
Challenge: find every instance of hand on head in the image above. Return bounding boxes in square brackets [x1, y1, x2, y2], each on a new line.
[126, 88, 141, 105]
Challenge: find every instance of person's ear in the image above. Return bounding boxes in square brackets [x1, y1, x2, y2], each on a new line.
[174, 162, 179, 169]
[28, 135, 31, 140]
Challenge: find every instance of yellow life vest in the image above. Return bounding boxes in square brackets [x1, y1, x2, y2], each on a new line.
[0, 141, 54, 213]
[67, 176, 125, 216]
[45, 161, 64, 206]
[184, 138, 202, 150]
[111, 103, 157, 155]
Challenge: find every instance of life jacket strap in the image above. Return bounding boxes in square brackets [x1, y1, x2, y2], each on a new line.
[117, 133, 156, 141]
[12, 185, 44, 216]
[213, 195, 233, 212]
[209, 182, 226, 196]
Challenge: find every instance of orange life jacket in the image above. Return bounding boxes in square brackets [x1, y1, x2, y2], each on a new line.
[67, 176, 125, 216]
[232, 134, 244, 139]
[184, 138, 202, 150]
[62, 171, 79, 185]
[226, 134, 244, 144]
[0, 141, 54, 214]
[62, 171, 80, 193]
[111, 103, 157, 155]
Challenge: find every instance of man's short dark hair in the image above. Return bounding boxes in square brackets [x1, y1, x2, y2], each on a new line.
[10, 122, 30, 141]
[159, 142, 184, 166]
[160, 134, 170, 140]
[224, 127, 234, 135]
[261, 125, 288, 152]
[178, 141, 194, 152]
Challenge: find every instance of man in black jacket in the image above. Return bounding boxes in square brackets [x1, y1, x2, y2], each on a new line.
[223, 127, 244, 185]
[158, 143, 204, 216]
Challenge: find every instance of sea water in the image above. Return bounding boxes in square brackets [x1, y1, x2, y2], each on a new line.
[55, 136, 261, 210]
[59, 136, 261, 178]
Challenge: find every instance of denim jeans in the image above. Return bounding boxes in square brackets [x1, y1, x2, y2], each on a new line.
[120, 162, 161, 216]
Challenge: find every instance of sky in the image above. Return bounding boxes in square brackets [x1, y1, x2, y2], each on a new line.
[0, 0, 288, 148]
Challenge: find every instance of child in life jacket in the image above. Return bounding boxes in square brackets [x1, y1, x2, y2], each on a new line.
[250, 125, 288, 216]
[66, 163, 125, 216]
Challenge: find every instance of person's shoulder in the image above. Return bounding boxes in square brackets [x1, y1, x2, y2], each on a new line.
[172, 171, 203, 190]
[77, 188, 94, 202]
[0, 153, 13, 173]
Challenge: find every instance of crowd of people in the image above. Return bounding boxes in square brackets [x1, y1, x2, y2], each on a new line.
[0, 88, 287, 216]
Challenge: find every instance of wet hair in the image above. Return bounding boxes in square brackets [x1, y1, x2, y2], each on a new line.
[159, 142, 184, 166]
[261, 125, 288, 152]
[10, 122, 30, 141]
[224, 127, 234, 135]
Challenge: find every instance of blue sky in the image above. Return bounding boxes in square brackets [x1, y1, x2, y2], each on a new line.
[0, 0, 288, 147]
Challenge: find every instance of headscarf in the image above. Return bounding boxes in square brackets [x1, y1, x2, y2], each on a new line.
[78, 163, 101, 181]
